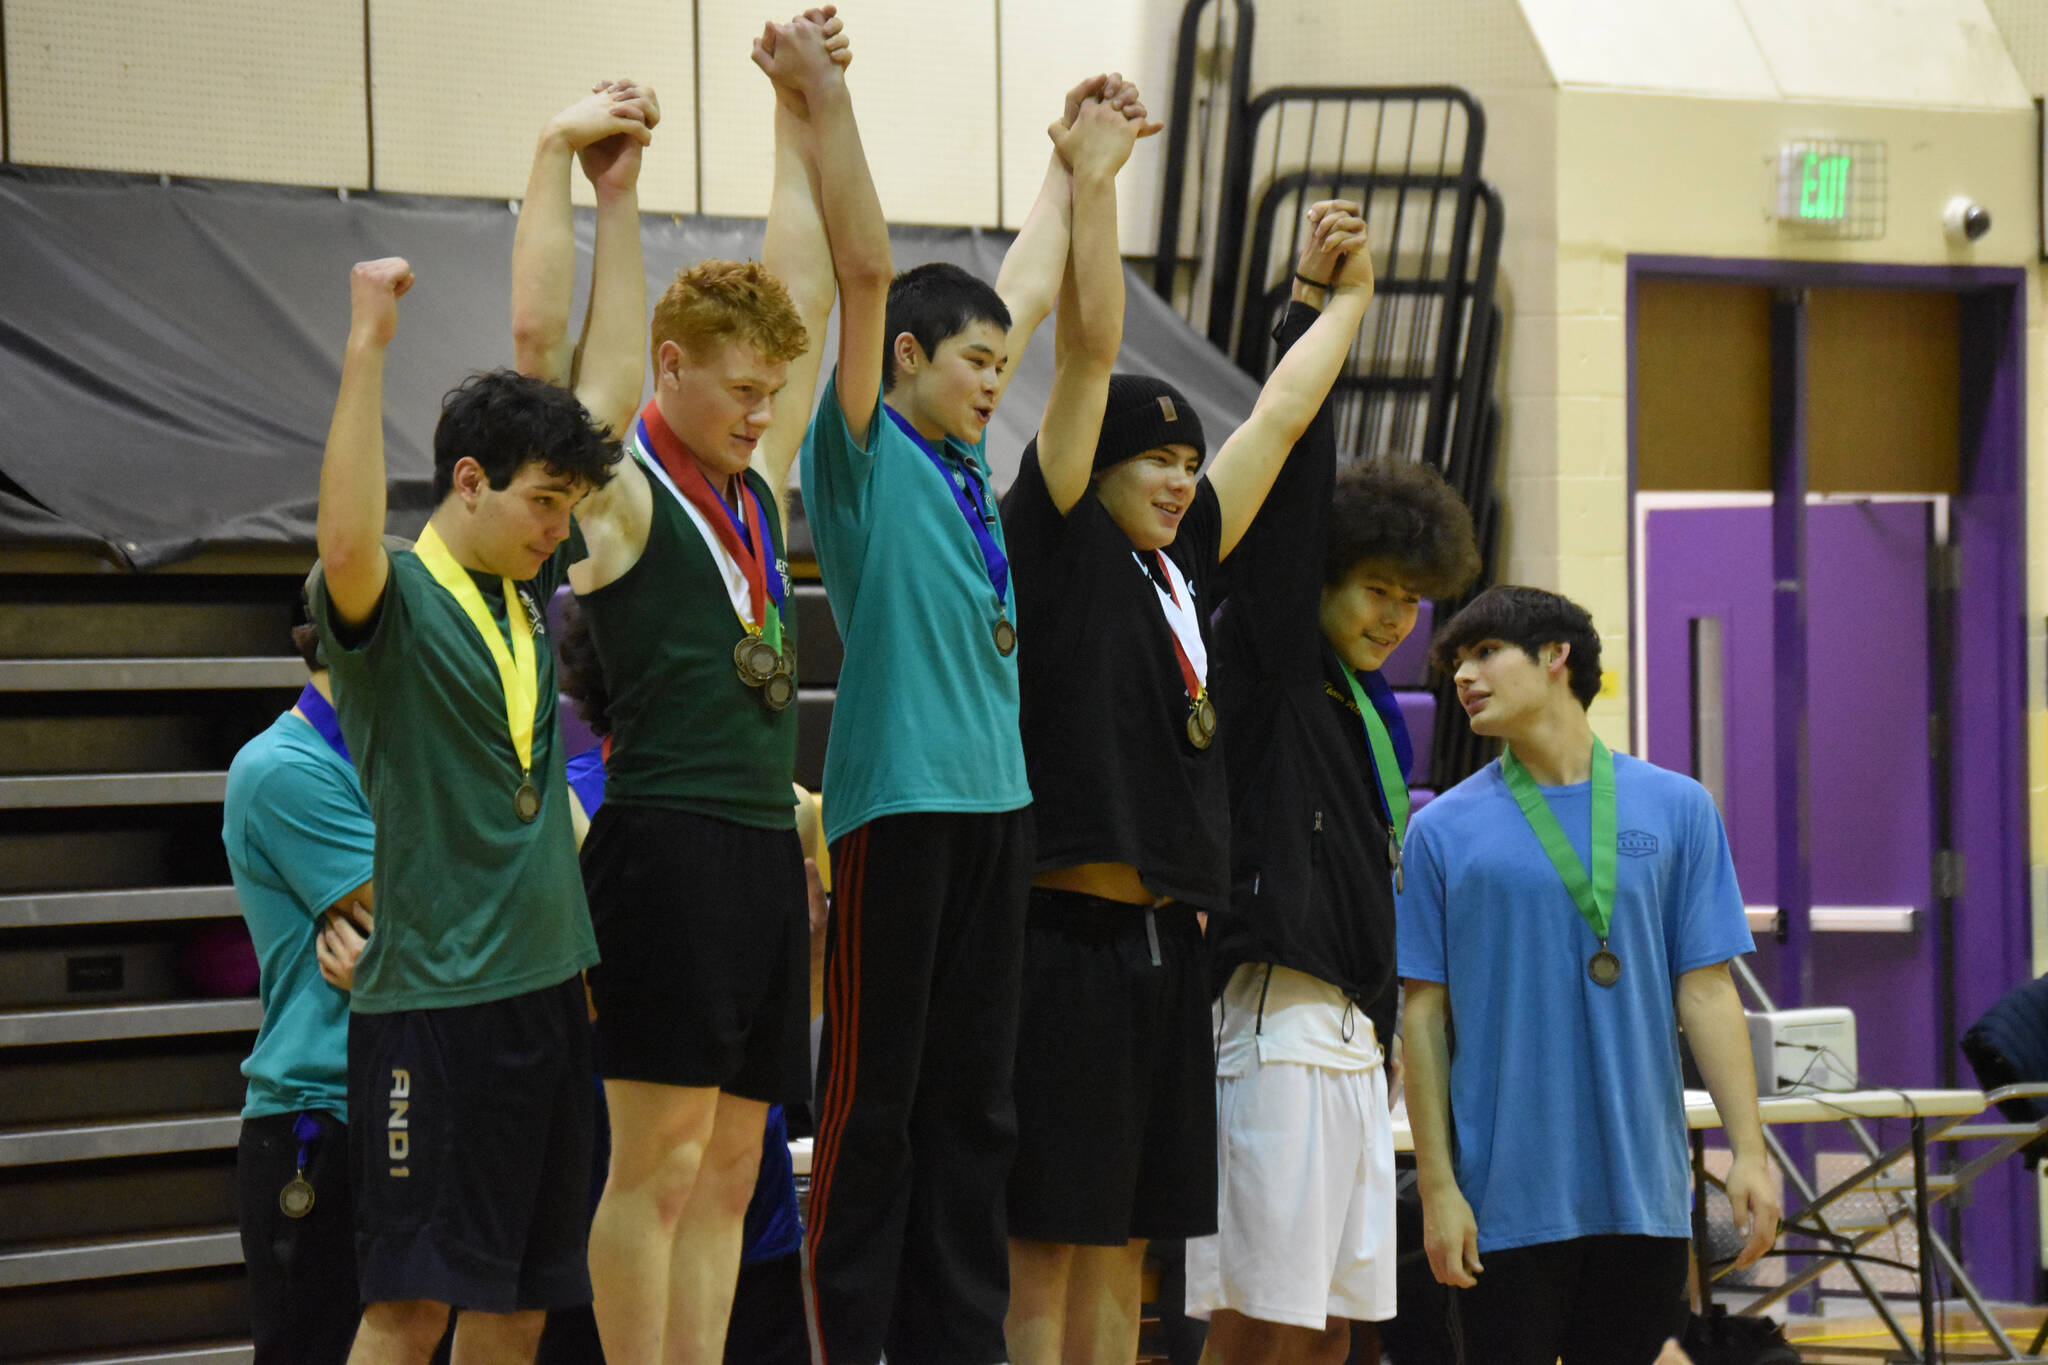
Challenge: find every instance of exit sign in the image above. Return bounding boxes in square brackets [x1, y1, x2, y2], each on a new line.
[1776, 139, 1886, 239]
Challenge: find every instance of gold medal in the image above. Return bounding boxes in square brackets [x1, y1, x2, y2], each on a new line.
[279, 1173, 315, 1219]
[514, 780, 541, 824]
[762, 669, 796, 712]
[1185, 691, 1217, 750]
[734, 632, 781, 686]
[993, 616, 1017, 657]
[1588, 948, 1621, 988]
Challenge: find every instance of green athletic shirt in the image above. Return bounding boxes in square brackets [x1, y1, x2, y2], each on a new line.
[578, 462, 798, 828]
[312, 544, 597, 1013]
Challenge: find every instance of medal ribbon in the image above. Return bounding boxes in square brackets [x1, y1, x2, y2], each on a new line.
[413, 523, 538, 778]
[1138, 550, 1207, 701]
[294, 683, 352, 765]
[886, 405, 1010, 608]
[1499, 737, 1617, 943]
[633, 401, 784, 650]
[1339, 663, 1409, 842]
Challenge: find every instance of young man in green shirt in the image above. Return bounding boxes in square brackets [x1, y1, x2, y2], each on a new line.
[310, 86, 646, 1365]
[507, 16, 868, 1364]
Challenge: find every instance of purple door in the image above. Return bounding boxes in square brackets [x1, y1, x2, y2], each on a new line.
[1643, 500, 1937, 1087]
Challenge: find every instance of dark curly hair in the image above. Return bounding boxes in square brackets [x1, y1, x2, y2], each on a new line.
[1323, 458, 1481, 599]
[553, 592, 611, 737]
[883, 262, 1012, 391]
[1429, 585, 1602, 709]
[431, 370, 622, 505]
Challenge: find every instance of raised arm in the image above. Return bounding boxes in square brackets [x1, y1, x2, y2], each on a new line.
[510, 85, 656, 391]
[316, 259, 412, 626]
[1402, 977, 1483, 1289]
[1032, 95, 1139, 513]
[1207, 199, 1370, 559]
[574, 84, 657, 438]
[1676, 962, 1781, 1272]
[754, 11, 851, 500]
[759, 13, 890, 445]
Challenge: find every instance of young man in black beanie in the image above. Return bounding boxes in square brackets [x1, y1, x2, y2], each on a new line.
[997, 195, 1373, 1365]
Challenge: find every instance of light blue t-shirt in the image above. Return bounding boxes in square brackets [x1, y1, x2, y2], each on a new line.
[800, 373, 1031, 844]
[1396, 751, 1753, 1252]
[222, 711, 375, 1121]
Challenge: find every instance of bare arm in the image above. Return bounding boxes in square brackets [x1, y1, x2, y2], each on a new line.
[316, 259, 414, 627]
[1676, 962, 1781, 1271]
[315, 881, 374, 992]
[1402, 978, 1484, 1288]
[510, 86, 656, 390]
[761, 15, 891, 445]
[1208, 200, 1370, 559]
[575, 88, 656, 439]
[754, 18, 844, 503]
[1033, 96, 1139, 513]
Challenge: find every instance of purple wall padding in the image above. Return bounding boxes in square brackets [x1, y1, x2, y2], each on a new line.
[1409, 788, 1436, 814]
[1397, 691, 1436, 786]
[1383, 601, 1435, 688]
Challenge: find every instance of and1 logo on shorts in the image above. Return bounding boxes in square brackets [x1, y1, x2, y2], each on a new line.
[387, 1068, 411, 1177]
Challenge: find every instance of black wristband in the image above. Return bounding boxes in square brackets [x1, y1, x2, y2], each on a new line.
[1293, 270, 1333, 290]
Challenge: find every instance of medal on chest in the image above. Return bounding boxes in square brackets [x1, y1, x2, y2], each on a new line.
[1140, 549, 1215, 751]
[1500, 739, 1621, 987]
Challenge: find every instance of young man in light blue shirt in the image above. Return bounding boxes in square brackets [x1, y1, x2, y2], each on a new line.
[1398, 586, 1779, 1365]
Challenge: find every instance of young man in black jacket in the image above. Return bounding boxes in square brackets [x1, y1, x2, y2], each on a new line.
[1187, 270, 1480, 1365]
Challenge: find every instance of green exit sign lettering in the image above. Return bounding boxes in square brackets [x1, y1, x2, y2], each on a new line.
[1777, 139, 1886, 239]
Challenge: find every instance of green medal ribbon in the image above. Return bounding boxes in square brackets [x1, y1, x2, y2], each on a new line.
[1500, 737, 1618, 965]
[1339, 662, 1409, 842]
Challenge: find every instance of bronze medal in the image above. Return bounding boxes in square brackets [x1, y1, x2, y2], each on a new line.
[514, 780, 541, 824]
[734, 633, 781, 686]
[992, 616, 1017, 657]
[1185, 692, 1217, 750]
[279, 1173, 315, 1219]
[1588, 948, 1621, 988]
[762, 668, 796, 713]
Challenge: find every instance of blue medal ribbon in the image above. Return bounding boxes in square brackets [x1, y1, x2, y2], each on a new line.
[295, 683, 352, 765]
[886, 405, 1009, 607]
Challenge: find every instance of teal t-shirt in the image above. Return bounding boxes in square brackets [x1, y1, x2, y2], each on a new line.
[799, 373, 1031, 844]
[222, 710, 375, 1120]
[1395, 752, 1754, 1252]
[313, 544, 598, 1012]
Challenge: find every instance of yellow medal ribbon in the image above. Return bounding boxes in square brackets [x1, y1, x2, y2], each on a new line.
[414, 523, 538, 781]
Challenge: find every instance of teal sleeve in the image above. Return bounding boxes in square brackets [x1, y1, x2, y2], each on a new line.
[244, 759, 376, 922]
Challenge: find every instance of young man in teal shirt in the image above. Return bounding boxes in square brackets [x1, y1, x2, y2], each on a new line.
[799, 65, 1154, 1365]
[224, 618, 373, 1365]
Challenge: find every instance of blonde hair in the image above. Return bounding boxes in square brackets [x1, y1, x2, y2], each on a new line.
[650, 259, 807, 368]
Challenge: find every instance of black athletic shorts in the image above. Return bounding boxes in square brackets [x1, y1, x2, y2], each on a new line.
[581, 803, 810, 1103]
[347, 974, 594, 1313]
[1006, 888, 1219, 1245]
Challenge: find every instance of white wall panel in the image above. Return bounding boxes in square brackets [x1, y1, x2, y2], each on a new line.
[370, 0, 698, 212]
[1984, 0, 2048, 97]
[1738, 0, 2029, 109]
[1254, 0, 1551, 94]
[1518, 0, 1776, 98]
[6, 0, 367, 186]
[996, 0, 1180, 239]
[698, 0, 999, 226]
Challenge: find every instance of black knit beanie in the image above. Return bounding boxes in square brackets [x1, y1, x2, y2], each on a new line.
[1091, 373, 1207, 475]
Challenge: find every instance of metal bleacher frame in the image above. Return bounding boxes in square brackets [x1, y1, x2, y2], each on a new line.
[0, 566, 301, 1363]
[1151, 0, 1510, 790]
